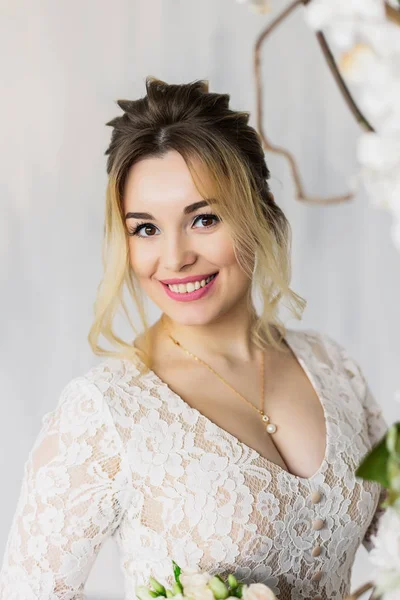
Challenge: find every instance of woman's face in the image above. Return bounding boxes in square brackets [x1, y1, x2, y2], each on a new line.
[123, 149, 252, 326]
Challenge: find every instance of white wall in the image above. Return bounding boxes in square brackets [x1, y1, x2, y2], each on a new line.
[1, 1, 398, 598]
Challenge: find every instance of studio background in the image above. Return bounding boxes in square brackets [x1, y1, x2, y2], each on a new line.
[1, 1, 398, 598]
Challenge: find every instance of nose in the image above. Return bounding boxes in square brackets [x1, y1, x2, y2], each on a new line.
[161, 230, 196, 273]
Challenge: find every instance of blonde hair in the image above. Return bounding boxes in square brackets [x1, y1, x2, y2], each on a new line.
[88, 76, 306, 374]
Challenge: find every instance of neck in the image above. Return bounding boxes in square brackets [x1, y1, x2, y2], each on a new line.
[159, 299, 262, 365]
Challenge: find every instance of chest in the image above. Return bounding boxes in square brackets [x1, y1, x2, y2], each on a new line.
[119, 356, 379, 600]
[150, 346, 327, 480]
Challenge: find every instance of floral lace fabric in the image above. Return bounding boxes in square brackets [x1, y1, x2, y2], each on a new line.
[0, 329, 388, 600]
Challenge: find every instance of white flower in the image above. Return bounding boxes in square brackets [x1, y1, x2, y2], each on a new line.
[304, 0, 385, 41]
[355, 129, 400, 249]
[369, 506, 400, 597]
[239, 0, 400, 255]
[356, 132, 400, 229]
[357, 133, 400, 173]
[179, 568, 214, 600]
[303, 0, 400, 253]
[242, 582, 277, 600]
[339, 43, 400, 132]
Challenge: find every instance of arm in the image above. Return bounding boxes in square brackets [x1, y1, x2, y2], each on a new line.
[321, 332, 389, 553]
[0, 375, 133, 599]
[359, 382, 389, 552]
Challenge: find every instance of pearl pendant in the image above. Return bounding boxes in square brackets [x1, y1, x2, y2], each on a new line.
[261, 412, 276, 433]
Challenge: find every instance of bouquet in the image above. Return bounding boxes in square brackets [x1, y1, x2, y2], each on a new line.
[136, 561, 277, 600]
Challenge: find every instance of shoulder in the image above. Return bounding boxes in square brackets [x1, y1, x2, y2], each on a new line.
[285, 326, 339, 359]
[36, 357, 153, 462]
[286, 326, 369, 397]
[286, 326, 363, 378]
[81, 356, 145, 393]
[51, 356, 145, 423]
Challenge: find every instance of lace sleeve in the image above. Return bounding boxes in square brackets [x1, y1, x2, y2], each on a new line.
[320, 332, 389, 553]
[0, 375, 133, 599]
[359, 383, 389, 553]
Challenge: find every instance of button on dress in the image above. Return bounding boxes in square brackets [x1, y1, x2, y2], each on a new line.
[0, 329, 388, 600]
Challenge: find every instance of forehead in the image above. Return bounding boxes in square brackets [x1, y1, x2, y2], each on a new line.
[123, 150, 209, 208]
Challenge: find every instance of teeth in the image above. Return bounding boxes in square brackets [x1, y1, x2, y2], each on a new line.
[168, 274, 216, 293]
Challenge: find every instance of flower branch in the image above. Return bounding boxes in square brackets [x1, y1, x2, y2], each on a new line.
[253, 0, 377, 205]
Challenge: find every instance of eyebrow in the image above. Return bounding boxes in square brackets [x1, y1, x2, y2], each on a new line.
[125, 199, 216, 220]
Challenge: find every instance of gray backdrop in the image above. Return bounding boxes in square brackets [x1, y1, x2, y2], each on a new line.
[1, 1, 398, 598]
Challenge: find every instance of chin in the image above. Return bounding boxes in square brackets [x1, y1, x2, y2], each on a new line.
[165, 311, 213, 327]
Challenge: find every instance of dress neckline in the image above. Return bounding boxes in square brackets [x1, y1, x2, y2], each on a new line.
[132, 328, 329, 483]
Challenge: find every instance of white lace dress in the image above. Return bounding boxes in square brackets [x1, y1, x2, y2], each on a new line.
[0, 329, 388, 600]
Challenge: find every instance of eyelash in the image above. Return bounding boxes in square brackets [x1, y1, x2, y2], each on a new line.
[127, 213, 221, 238]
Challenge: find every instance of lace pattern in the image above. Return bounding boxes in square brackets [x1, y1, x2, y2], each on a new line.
[0, 329, 388, 600]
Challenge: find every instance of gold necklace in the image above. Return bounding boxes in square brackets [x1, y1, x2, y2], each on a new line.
[160, 315, 277, 434]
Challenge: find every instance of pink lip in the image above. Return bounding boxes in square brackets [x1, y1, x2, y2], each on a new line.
[161, 273, 219, 302]
[159, 272, 218, 285]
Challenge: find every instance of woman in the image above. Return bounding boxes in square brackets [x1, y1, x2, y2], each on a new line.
[0, 77, 388, 600]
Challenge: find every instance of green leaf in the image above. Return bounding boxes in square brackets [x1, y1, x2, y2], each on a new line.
[388, 456, 400, 492]
[166, 591, 174, 598]
[136, 586, 160, 600]
[227, 575, 238, 590]
[356, 436, 390, 488]
[387, 423, 400, 458]
[208, 576, 229, 599]
[172, 582, 183, 595]
[172, 561, 182, 586]
[150, 577, 166, 596]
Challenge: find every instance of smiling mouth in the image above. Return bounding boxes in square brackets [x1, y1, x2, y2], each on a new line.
[162, 272, 219, 293]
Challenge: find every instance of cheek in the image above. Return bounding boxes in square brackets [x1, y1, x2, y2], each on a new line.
[211, 238, 245, 275]
[212, 236, 252, 284]
[205, 233, 237, 266]
[128, 242, 156, 278]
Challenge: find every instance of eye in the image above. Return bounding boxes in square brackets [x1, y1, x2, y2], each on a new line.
[127, 213, 220, 238]
[127, 221, 157, 238]
[192, 213, 220, 229]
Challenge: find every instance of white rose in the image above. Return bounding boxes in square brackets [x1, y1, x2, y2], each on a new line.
[179, 569, 214, 600]
[242, 583, 277, 600]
